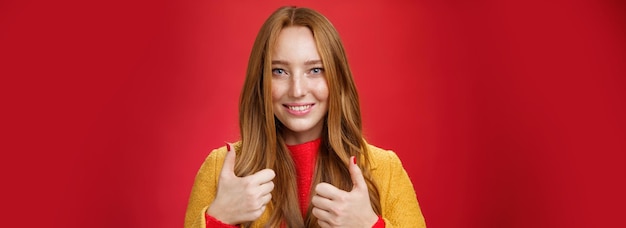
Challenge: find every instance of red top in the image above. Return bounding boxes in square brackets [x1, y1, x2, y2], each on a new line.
[286, 138, 321, 217]
[205, 139, 385, 227]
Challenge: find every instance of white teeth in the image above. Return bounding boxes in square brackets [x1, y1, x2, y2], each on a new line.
[288, 105, 311, 111]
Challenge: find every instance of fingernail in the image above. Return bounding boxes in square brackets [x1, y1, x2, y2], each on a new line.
[352, 156, 357, 164]
[226, 143, 231, 152]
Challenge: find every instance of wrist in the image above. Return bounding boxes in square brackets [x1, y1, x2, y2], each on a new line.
[367, 213, 379, 227]
[206, 204, 234, 225]
[371, 215, 385, 228]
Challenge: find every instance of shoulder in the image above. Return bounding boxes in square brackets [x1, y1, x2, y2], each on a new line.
[196, 141, 243, 179]
[363, 142, 414, 190]
[205, 145, 227, 162]
[202, 141, 241, 166]
[199, 146, 226, 173]
[364, 143, 403, 170]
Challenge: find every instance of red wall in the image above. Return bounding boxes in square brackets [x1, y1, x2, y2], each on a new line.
[2, 0, 625, 227]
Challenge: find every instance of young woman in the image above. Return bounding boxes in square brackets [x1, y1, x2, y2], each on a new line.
[185, 6, 426, 228]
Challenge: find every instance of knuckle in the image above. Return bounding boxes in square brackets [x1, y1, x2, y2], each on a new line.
[335, 205, 346, 215]
[244, 193, 256, 201]
[329, 217, 340, 226]
[255, 201, 264, 210]
[310, 196, 318, 205]
[244, 183, 256, 193]
[268, 181, 275, 189]
[315, 183, 325, 192]
[253, 208, 265, 218]
[253, 191, 264, 199]
[337, 194, 347, 202]
[330, 206, 340, 215]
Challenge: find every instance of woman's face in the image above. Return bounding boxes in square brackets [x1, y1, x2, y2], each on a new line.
[271, 26, 329, 145]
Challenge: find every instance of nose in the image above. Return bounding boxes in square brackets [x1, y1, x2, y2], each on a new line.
[289, 73, 306, 98]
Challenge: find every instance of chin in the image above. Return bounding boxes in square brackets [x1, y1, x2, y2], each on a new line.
[285, 125, 315, 133]
[282, 120, 320, 132]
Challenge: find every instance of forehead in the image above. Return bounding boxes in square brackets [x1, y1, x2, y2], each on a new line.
[272, 26, 321, 62]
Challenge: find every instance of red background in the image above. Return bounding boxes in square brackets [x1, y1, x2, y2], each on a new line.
[1, 0, 625, 227]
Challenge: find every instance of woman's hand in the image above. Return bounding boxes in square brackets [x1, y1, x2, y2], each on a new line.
[206, 143, 275, 225]
[311, 156, 379, 228]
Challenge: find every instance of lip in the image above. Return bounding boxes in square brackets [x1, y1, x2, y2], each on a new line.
[283, 103, 315, 116]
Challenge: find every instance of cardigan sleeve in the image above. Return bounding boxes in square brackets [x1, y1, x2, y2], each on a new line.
[205, 213, 238, 227]
[184, 147, 229, 228]
[379, 151, 427, 228]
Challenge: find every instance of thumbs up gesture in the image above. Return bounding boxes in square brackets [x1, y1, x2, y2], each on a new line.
[206, 143, 276, 225]
[311, 156, 379, 227]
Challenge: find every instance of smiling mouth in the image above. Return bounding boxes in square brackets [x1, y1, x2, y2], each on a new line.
[285, 104, 313, 111]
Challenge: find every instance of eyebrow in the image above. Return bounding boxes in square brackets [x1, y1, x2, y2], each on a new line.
[271, 60, 323, 65]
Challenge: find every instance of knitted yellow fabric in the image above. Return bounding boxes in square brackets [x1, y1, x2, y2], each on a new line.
[184, 142, 426, 228]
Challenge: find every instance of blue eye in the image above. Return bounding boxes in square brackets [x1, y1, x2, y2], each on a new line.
[272, 68, 286, 75]
[310, 68, 324, 74]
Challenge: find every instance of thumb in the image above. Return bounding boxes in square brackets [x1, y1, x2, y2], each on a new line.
[220, 143, 236, 177]
[349, 156, 367, 191]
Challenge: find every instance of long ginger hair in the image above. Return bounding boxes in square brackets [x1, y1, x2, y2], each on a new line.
[237, 6, 381, 227]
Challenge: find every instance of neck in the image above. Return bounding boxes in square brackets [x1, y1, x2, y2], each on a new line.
[282, 123, 324, 145]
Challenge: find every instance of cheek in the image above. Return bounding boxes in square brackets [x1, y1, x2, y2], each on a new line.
[315, 81, 329, 102]
[271, 83, 282, 102]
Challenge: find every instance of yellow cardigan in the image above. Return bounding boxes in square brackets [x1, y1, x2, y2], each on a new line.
[184, 142, 426, 227]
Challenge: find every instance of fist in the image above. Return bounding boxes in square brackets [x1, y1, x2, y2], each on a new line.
[311, 156, 379, 228]
[206, 143, 275, 225]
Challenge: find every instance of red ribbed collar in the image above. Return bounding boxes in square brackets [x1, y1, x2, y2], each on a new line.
[286, 138, 321, 156]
